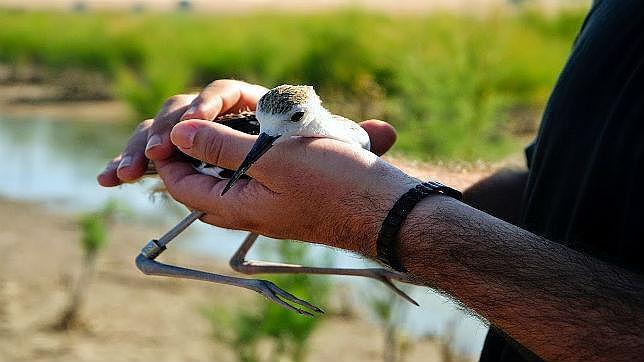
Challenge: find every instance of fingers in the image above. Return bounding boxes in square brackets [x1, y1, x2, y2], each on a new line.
[116, 120, 153, 182]
[147, 81, 267, 161]
[97, 80, 269, 189]
[97, 156, 123, 187]
[154, 157, 227, 211]
[98, 94, 196, 187]
[169, 118, 397, 183]
[170, 119, 276, 181]
[145, 94, 197, 160]
[359, 119, 397, 156]
[181, 79, 268, 121]
[97, 119, 152, 186]
[154, 156, 274, 231]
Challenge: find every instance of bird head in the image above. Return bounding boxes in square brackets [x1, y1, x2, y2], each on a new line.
[255, 84, 323, 141]
[221, 85, 323, 195]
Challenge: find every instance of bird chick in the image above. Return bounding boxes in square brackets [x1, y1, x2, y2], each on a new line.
[222, 85, 370, 195]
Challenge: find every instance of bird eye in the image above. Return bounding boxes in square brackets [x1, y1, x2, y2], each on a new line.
[290, 111, 304, 122]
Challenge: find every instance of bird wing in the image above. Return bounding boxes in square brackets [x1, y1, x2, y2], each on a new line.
[330, 114, 371, 151]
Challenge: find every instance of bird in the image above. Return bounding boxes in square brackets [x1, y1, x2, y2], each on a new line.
[135, 85, 416, 316]
[221, 84, 371, 195]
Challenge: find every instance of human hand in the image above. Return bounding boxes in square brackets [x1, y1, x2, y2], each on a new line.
[155, 118, 416, 257]
[97, 79, 268, 186]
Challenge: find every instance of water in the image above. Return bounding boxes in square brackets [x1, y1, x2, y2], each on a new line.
[0, 115, 487, 355]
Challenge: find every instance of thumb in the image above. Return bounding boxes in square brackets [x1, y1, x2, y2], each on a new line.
[170, 119, 275, 180]
[359, 119, 397, 156]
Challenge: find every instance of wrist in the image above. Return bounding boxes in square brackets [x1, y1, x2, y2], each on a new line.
[339, 166, 418, 258]
[396, 193, 457, 274]
[365, 178, 419, 258]
[375, 180, 462, 271]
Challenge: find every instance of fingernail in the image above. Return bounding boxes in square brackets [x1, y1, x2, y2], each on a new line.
[100, 161, 115, 175]
[118, 156, 132, 169]
[172, 123, 198, 148]
[182, 106, 197, 120]
[145, 134, 162, 151]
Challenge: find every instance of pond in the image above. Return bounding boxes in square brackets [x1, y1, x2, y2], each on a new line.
[0, 114, 487, 356]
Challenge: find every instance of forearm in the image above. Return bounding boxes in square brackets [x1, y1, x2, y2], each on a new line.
[398, 196, 644, 361]
[462, 169, 528, 224]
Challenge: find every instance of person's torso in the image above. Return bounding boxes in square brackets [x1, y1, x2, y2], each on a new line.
[481, 1, 644, 361]
[522, 0, 644, 273]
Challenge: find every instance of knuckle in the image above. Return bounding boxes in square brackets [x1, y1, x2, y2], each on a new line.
[158, 94, 195, 118]
[135, 119, 153, 132]
[105, 159, 120, 171]
[176, 93, 194, 100]
[163, 94, 187, 107]
[210, 79, 234, 88]
[200, 129, 225, 165]
[194, 102, 213, 117]
[211, 136, 228, 166]
[209, 79, 225, 88]
[189, 95, 221, 120]
[150, 115, 173, 132]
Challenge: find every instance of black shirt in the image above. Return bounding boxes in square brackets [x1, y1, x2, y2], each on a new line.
[480, 1, 644, 360]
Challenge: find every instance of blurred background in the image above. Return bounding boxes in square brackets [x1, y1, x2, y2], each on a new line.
[0, 0, 589, 361]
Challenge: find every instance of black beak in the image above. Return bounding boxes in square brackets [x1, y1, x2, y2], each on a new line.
[221, 132, 281, 196]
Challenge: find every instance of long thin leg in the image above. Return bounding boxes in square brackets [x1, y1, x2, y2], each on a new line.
[229, 233, 418, 306]
[135, 211, 323, 315]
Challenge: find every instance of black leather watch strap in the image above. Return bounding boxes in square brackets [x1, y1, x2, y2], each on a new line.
[376, 181, 462, 272]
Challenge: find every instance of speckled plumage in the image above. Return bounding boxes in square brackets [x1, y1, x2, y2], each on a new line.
[256, 85, 315, 115]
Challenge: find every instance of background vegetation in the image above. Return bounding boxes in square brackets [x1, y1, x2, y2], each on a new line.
[0, 8, 585, 160]
[0, 5, 590, 361]
[55, 199, 119, 330]
[203, 242, 331, 362]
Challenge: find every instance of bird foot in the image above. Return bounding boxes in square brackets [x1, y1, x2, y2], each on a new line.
[135, 252, 322, 316]
[244, 279, 324, 316]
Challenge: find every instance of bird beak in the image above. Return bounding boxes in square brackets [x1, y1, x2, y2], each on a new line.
[221, 132, 282, 196]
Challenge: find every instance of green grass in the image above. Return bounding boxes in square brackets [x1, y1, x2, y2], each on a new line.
[0, 8, 586, 160]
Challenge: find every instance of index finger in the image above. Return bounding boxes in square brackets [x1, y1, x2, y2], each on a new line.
[181, 79, 268, 121]
[145, 94, 197, 160]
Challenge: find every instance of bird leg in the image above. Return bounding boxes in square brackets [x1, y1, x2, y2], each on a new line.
[135, 211, 323, 316]
[229, 233, 419, 306]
